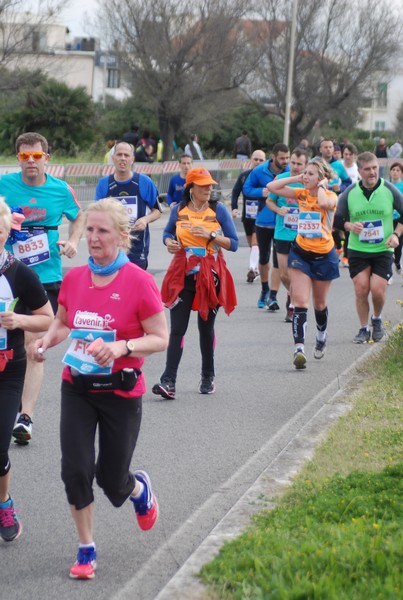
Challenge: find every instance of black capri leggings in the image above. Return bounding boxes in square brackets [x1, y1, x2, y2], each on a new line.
[256, 225, 278, 268]
[60, 381, 142, 510]
[0, 357, 26, 477]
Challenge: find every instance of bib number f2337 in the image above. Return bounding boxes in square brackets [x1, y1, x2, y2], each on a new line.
[297, 212, 322, 238]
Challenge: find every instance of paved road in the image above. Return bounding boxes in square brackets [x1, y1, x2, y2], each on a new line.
[2, 210, 402, 600]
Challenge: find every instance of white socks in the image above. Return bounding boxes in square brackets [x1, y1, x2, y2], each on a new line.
[249, 245, 259, 271]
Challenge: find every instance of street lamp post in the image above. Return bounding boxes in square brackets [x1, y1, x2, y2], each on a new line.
[283, 0, 298, 146]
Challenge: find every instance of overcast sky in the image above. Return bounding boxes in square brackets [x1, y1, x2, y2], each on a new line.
[60, 0, 401, 42]
[60, 0, 98, 39]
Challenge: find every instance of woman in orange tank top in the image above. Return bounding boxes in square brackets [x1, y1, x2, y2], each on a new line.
[266, 158, 339, 370]
[152, 168, 238, 398]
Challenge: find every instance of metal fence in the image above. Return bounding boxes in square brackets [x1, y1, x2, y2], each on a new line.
[2, 158, 399, 210]
[0, 159, 252, 209]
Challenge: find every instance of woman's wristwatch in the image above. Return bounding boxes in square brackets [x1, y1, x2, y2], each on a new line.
[125, 339, 135, 356]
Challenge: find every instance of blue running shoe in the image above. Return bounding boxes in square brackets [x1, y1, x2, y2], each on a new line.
[69, 546, 97, 579]
[267, 299, 280, 311]
[257, 290, 269, 308]
[130, 471, 158, 531]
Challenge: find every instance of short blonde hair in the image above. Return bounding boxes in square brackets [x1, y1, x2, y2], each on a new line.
[0, 198, 12, 232]
[87, 198, 132, 252]
[309, 157, 336, 181]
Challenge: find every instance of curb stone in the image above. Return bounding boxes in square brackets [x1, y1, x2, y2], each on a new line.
[154, 341, 387, 600]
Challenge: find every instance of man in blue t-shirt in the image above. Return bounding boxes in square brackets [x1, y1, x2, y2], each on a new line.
[166, 154, 193, 206]
[243, 143, 290, 309]
[0, 131, 85, 445]
[95, 140, 161, 270]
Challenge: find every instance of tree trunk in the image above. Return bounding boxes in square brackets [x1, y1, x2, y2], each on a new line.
[290, 116, 317, 147]
[159, 117, 176, 162]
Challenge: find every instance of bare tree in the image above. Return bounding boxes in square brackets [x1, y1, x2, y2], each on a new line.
[0, 0, 67, 91]
[253, 0, 403, 145]
[96, 0, 259, 160]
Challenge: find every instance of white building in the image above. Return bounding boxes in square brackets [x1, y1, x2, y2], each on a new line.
[358, 67, 403, 133]
[0, 13, 129, 102]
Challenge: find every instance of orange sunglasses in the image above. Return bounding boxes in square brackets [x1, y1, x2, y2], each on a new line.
[17, 151, 46, 161]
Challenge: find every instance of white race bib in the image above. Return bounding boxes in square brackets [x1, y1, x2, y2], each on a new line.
[359, 220, 384, 244]
[0, 300, 10, 350]
[297, 212, 322, 238]
[63, 329, 116, 375]
[245, 199, 259, 219]
[117, 196, 139, 225]
[284, 208, 299, 230]
[12, 229, 50, 266]
[185, 247, 207, 259]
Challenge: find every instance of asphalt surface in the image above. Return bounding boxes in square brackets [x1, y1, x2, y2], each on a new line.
[2, 209, 402, 600]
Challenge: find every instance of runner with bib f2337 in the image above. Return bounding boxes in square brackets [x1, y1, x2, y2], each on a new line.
[266, 158, 339, 370]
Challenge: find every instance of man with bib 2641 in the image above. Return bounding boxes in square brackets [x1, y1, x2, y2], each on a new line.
[95, 140, 161, 270]
[0, 132, 84, 445]
[334, 152, 403, 344]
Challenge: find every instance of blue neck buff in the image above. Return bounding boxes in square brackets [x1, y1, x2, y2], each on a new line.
[88, 249, 129, 275]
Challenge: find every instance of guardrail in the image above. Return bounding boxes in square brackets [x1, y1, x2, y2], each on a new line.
[0, 159, 252, 208]
[1, 158, 400, 209]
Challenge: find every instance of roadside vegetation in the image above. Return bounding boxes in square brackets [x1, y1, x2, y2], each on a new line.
[0, 71, 398, 162]
[1, 1, 403, 161]
[199, 321, 403, 599]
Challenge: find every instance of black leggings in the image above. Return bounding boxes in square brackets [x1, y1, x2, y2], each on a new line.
[60, 381, 142, 510]
[256, 226, 278, 267]
[0, 357, 26, 477]
[162, 275, 218, 381]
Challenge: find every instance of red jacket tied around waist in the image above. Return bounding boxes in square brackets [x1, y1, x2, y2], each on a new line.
[161, 249, 237, 321]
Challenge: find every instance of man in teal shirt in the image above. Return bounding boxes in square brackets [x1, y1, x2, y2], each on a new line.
[0, 132, 84, 445]
[318, 139, 352, 193]
[266, 148, 309, 321]
[319, 138, 352, 266]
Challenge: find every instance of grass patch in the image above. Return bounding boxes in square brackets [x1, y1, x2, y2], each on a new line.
[199, 326, 403, 599]
[298, 326, 403, 480]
